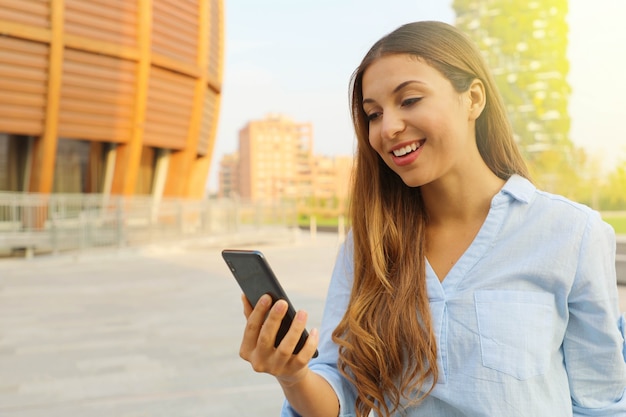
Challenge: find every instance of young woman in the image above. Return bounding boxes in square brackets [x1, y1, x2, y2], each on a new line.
[239, 21, 626, 416]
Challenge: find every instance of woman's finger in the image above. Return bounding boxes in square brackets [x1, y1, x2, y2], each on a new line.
[256, 299, 289, 353]
[241, 294, 253, 318]
[275, 309, 309, 358]
[239, 294, 272, 359]
[295, 327, 319, 363]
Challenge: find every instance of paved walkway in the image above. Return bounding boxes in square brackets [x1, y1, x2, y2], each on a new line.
[0, 230, 342, 417]
[1, 230, 625, 417]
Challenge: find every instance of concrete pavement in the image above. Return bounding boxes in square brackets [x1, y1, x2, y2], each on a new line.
[0, 229, 342, 417]
[1, 230, 625, 417]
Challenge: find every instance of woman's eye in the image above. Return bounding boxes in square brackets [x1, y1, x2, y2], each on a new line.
[367, 112, 381, 122]
[401, 97, 422, 107]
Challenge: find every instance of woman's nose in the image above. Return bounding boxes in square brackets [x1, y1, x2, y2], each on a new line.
[380, 110, 405, 140]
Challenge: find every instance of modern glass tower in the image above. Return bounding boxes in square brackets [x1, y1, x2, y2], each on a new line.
[454, 0, 575, 190]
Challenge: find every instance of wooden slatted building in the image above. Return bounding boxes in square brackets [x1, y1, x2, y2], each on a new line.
[0, 0, 224, 198]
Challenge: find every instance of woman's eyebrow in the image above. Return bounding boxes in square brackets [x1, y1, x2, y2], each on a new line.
[363, 80, 427, 105]
[393, 80, 426, 93]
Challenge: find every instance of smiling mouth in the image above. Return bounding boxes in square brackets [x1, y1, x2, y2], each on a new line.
[392, 140, 425, 157]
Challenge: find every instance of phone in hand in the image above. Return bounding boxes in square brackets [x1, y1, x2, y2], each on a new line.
[222, 249, 319, 358]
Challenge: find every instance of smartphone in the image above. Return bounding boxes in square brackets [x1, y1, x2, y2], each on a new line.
[221, 249, 318, 358]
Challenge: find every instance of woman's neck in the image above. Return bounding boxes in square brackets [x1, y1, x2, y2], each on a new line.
[421, 165, 505, 227]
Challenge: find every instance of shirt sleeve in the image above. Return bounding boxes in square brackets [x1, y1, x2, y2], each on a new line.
[281, 233, 359, 417]
[564, 211, 626, 416]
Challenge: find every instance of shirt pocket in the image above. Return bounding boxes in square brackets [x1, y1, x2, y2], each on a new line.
[474, 290, 555, 380]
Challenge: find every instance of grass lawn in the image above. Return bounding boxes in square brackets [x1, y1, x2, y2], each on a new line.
[296, 213, 626, 235]
[297, 215, 346, 228]
[603, 213, 626, 235]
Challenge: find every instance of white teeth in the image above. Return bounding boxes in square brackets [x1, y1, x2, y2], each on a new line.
[393, 142, 419, 157]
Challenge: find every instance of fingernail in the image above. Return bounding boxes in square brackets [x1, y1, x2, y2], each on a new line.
[273, 300, 287, 313]
[296, 310, 307, 322]
[259, 295, 270, 306]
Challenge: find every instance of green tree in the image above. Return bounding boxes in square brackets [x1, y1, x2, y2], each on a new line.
[600, 160, 626, 210]
[454, 0, 579, 195]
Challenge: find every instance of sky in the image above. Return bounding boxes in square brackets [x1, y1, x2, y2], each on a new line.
[207, 0, 626, 192]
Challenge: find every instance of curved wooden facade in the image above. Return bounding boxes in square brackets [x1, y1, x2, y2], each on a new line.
[0, 0, 224, 198]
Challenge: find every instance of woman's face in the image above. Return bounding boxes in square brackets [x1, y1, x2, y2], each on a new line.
[361, 53, 482, 188]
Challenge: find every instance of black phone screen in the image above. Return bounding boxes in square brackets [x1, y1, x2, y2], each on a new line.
[222, 249, 318, 358]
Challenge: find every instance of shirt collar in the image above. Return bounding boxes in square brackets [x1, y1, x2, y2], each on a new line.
[499, 174, 535, 204]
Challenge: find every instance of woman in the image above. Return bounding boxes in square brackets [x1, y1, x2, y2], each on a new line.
[239, 21, 626, 416]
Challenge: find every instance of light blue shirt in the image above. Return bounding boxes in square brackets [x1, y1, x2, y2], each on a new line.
[282, 175, 626, 416]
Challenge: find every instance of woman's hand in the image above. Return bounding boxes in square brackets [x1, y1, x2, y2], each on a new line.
[240, 294, 339, 417]
[239, 294, 319, 386]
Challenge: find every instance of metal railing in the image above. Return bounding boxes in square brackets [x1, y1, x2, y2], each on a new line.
[0, 192, 297, 257]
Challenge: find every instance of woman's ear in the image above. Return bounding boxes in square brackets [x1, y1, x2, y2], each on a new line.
[467, 79, 486, 121]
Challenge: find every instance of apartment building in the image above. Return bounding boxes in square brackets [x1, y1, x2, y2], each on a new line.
[235, 114, 312, 202]
[219, 114, 353, 205]
[217, 151, 239, 199]
[311, 154, 353, 208]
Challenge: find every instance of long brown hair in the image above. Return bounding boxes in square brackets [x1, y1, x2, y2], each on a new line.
[332, 21, 529, 416]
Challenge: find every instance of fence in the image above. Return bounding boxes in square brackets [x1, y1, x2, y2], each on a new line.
[0, 192, 298, 257]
